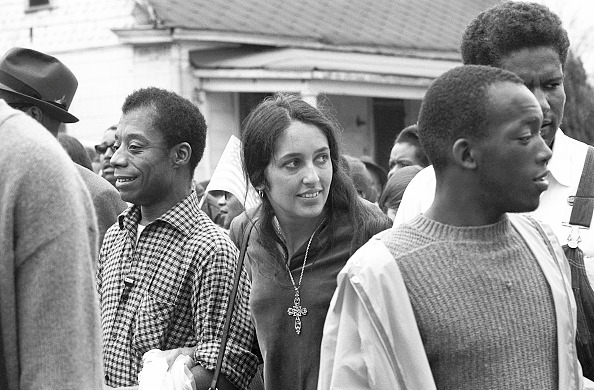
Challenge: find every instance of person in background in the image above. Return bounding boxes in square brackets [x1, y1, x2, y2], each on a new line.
[58, 132, 94, 171]
[98, 87, 257, 389]
[0, 100, 103, 389]
[230, 94, 392, 390]
[0, 47, 126, 248]
[388, 124, 430, 179]
[319, 64, 583, 390]
[86, 144, 102, 174]
[95, 125, 117, 187]
[217, 191, 245, 231]
[378, 164, 422, 220]
[360, 155, 388, 202]
[342, 154, 378, 203]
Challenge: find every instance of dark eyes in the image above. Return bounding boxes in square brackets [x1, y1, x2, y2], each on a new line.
[110, 143, 142, 153]
[283, 153, 330, 169]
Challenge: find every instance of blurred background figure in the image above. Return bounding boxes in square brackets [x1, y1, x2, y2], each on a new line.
[216, 191, 245, 231]
[85, 144, 102, 173]
[378, 165, 422, 220]
[95, 124, 117, 187]
[58, 133, 94, 171]
[342, 154, 377, 203]
[200, 135, 260, 232]
[388, 124, 430, 178]
[360, 155, 387, 202]
[195, 179, 223, 225]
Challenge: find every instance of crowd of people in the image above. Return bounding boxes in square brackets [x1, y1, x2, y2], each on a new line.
[2, 2, 594, 390]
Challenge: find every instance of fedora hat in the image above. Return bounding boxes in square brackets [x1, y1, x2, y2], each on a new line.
[0, 47, 78, 123]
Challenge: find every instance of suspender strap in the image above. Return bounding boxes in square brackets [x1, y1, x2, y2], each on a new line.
[0, 311, 9, 390]
[209, 221, 255, 390]
[569, 146, 594, 228]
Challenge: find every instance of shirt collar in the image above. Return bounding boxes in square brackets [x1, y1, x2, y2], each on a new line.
[547, 128, 572, 187]
[118, 190, 200, 236]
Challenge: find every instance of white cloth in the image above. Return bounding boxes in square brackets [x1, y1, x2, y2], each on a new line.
[318, 214, 583, 389]
[394, 129, 594, 288]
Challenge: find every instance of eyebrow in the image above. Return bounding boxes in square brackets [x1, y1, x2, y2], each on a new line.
[278, 146, 330, 159]
[115, 131, 150, 143]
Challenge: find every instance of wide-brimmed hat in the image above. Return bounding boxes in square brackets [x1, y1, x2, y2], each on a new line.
[0, 47, 78, 123]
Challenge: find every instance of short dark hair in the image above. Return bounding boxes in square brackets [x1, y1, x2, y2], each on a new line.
[418, 65, 524, 171]
[394, 124, 430, 168]
[121, 87, 206, 176]
[462, 2, 570, 69]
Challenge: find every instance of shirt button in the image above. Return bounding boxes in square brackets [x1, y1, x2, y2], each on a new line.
[351, 275, 360, 284]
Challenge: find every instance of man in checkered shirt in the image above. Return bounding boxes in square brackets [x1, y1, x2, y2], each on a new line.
[97, 87, 258, 389]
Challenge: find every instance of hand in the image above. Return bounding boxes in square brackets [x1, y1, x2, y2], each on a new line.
[161, 346, 197, 369]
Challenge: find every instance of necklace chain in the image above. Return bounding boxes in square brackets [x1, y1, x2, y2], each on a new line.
[286, 225, 317, 291]
[275, 217, 324, 334]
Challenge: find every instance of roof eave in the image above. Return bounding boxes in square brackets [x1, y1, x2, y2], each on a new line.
[113, 26, 461, 61]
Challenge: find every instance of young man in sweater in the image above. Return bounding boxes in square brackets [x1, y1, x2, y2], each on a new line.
[318, 65, 583, 389]
[395, 2, 594, 289]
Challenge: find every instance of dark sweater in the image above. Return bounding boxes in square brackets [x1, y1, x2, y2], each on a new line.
[383, 214, 558, 390]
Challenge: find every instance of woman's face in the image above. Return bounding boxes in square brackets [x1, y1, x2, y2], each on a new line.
[263, 121, 333, 227]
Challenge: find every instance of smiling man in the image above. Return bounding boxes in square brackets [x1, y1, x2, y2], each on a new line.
[319, 65, 582, 390]
[97, 87, 258, 390]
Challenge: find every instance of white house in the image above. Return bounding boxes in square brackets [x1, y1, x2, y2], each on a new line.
[0, 0, 501, 181]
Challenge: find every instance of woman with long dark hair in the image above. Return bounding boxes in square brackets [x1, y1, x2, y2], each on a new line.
[230, 94, 391, 390]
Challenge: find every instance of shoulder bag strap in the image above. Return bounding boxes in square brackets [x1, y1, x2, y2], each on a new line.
[569, 146, 594, 228]
[209, 221, 255, 390]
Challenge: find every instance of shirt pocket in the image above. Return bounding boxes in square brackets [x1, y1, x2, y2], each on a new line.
[132, 294, 176, 355]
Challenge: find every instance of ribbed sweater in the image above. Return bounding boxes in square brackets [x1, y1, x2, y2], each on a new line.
[382, 214, 558, 390]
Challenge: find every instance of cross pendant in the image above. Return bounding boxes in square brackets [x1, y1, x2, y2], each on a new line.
[287, 290, 307, 334]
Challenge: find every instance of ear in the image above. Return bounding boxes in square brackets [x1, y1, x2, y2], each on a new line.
[26, 106, 44, 123]
[171, 142, 192, 168]
[255, 178, 270, 192]
[452, 138, 477, 170]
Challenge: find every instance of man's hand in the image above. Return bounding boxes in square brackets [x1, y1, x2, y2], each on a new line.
[161, 346, 196, 369]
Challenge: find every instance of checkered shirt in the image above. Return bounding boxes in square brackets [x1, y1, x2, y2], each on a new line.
[97, 191, 258, 388]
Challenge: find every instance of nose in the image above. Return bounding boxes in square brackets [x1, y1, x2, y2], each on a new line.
[533, 88, 550, 116]
[302, 162, 320, 184]
[536, 134, 553, 164]
[109, 145, 126, 168]
[217, 195, 227, 207]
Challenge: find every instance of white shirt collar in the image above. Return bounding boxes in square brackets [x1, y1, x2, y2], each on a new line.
[547, 128, 574, 187]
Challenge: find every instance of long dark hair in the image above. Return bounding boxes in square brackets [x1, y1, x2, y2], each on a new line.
[241, 93, 382, 267]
